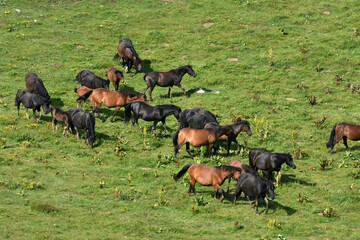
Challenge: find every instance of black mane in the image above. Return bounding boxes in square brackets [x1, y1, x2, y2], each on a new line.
[215, 165, 242, 173]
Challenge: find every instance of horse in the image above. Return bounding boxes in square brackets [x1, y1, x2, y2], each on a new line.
[76, 89, 148, 122]
[68, 108, 96, 148]
[226, 160, 256, 192]
[326, 122, 360, 153]
[106, 67, 124, 91]
[173, 126, 231, 159]
[124, 101, 181, 134]
[15, 89, 51, 122]
[233, 172, 275, 215]
[74, 86, 93, 108]
[249, 149, 296, 186]
[113, 38, 142, 76]
[179, 107, 218, 130]
[174, 164, 243, 202]
[25, 73, 50, 100]
[143, 65, 197, 101]
[204, 121, 252, 155]
[50, 107, 73, 137]
[74, 70, 110, 90]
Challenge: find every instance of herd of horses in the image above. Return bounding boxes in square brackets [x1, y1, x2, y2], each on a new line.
[14, 37, 360, 215]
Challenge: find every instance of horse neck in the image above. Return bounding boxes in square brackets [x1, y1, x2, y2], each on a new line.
[162, 106, 178, 116]
[175, 67, 188, 79]
[274, 154, 287, 164]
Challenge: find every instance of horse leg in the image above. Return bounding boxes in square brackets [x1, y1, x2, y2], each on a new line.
[92, 107, 103, 122]
[151, 120, 158, 135]
[175, 83, 187, 98]
[247, 195, 254, 209]
[109, 107, 120, 123]
[255, 196, 259, 215]
[32, 109, 37, 123]
[215, 185, 226, 202]
[63, 126, 67, 136]
[161, 119, 168, 133]
[39, 110, 42, 120]
[135, 117, 143, 133]
[52, 119, 56, 132]
[131, 118, 135, 131]
[84, 129, 87, 145]
[343, 137, 350, 151]
[264, 196, 269, 214]
[76, 128, 80, 140]
[234, 139, 241, 155]
[142, 84, 150, 95]
[167, 87, 172, 98]
[208, 143, 214, 158]
[122, 58, 125, 68]
[25, 108, 29, 119]
[148, 85, 155, 102]
[226, 178, 231, 193]
[186, 143, 194, 160]
[189, 176, 196, 196]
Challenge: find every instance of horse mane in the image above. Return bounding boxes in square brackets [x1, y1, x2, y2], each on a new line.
[215, 165, 242, 173]
[122, 91, 146, 99]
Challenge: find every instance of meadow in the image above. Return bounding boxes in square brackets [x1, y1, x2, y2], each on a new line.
[1, 0, 360, 239]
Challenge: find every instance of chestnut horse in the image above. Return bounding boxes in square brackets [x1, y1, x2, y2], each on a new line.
[76, 89, 147, 122]
[226, 160, 256, 192]
[326, 122, 360, 153]
[174, 164, 243, 201]
[204, 121, 252, 155]
[74, 86, 93, 107]
[50, 107, 73, 137]
[113, 38, 142, 76]
[172, 126, 230, 159]
[106, 67, 124, 91]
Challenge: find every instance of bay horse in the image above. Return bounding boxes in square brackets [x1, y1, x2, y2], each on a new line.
[68, 108, 96, 148]
[249, 149, 296, 186]
[25, 73, 50, 100]
[233, 172, 275, 215]
[174, 164, 243, 202]
[143, 65, 197, 101]
[74, 70, 110, 90]
[173, 126, 230, 159]
[76, 89, 147, 122]
[50, 107, 73, 137]
[74, 86, 93, 108]
[15, 89, 51, 122]
[204, 121, 252, 155]
[113, 38, 142, 76]
[226, 160, 256, 192]
[326, 122, 360, 153]
[106, 67, 124, 91]
[178, 107, 218, 130]
[124, 101, 181, 134]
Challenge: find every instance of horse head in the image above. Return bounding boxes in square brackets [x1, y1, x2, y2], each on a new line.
[173, 107, 182, 121]
[285, 153, 296, 169]
[186, 65, 197, 78]
[243, 121, 252, 136]
[116, 70, 125, 83]
[42, 99, 52, 114]
[265, 180, 275, 200]
[133, 56, 143, 71]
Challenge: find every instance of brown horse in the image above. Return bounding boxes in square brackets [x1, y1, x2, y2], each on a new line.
[327, 122, 360, 153]
[25, 73, 50, 100]
[76, 88, 147, 122]
[204, 121, 252, 155]
[74, 86, 93, 107]
[50, 107, 73, 137]
[173, 126, 230, 159]
[113, 38, 142, 76]
[174, 164, 243, 201]
[226, 160, 256, 192]
[106, 67, 124, 91]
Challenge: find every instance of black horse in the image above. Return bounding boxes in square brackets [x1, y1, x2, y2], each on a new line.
[124, 101, 181, 134]
[143, 65, 197, 101]
[15, 89, 51, 122]
[74, 70, 110, 90]
[233, 172, 275, 215]
[179, 107, 218, 130]
[68, 108, 96, 148]
[249, 149, 296, 185]
[204, 121, 252, 155]
[25, 73, 50, 100]
[113, 38, 142, 77]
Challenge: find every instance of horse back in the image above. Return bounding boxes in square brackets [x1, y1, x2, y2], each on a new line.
[189, 164, 214, 186]
[337, 122, 360, 140]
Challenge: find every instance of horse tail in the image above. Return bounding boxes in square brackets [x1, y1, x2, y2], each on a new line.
[143, 73, 148, 82]
[174, 164, 192, 181]
[326, 125, 337, 148]
[113, 53, 120, 61]
[74, 87, 78, 93]
[173, 130, 180, 150]
[76, 90, 93, 102]
[124, 102, 133, 124]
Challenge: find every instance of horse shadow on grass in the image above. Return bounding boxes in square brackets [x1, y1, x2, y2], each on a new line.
[141, 59, 153, 73]
[281, 174, 316, 187]
[50, 98, 64, 107]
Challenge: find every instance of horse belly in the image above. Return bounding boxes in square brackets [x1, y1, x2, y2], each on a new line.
[195, 175, 212, 186]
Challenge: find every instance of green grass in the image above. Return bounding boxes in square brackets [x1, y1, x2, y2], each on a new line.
[1, 0, 360, 239]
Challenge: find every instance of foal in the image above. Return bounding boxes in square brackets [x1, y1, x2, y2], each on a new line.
[50, 107, 73, 137]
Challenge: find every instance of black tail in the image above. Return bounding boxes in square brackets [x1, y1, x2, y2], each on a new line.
[76, 90, 93, 102]
[326, 125, 337, 148]
[124, 103, 133, 124]
[113, 53, 120, 61]
[174, 164, 192, 181]
[74, 87, 78, 93]
[173, 130, 180, 150]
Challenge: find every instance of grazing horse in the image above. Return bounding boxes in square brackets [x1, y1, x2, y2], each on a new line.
[15, 89, 51, 122]
[143, 65, 197, 101]
[25, 73, 50, 100]
[74, 86, 93, 107]
[204, 121, 252, 155]
[74, 70, 110, 90]
[179, 107, 218, 130]
[106, 67, 124, 91]
[124, 101, 181, 134]
[233, 172, 275, 215]
[113, 38, 142, 76]
[173, 126, 230, 159]
[68, 108, 96, 148]
[174, 164, 243, 202]
[76, 89, 148, 122]
[326, 122, 360, 153]
[249, 149, 296, 185]
[50, 107, 73, 137]
[226, 160, 256, 192]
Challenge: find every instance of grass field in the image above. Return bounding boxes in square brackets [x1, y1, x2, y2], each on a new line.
[1, 0, 360, 239]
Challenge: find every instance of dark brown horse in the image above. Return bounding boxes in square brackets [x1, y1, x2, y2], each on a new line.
[174, 164, 242, 202]
[204, 121, 252, 155]
[173, 126, 230, 159]
[326, 122, 360, 153]
[143, 65, 197, 101]
[106, 67, 124, 91]
[113, 38, 142, 76]
[76, 88, 147, 122]
[25, 73, 50, 100]
[226, 160, 256, 192]
[50, 107, 73, 137]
